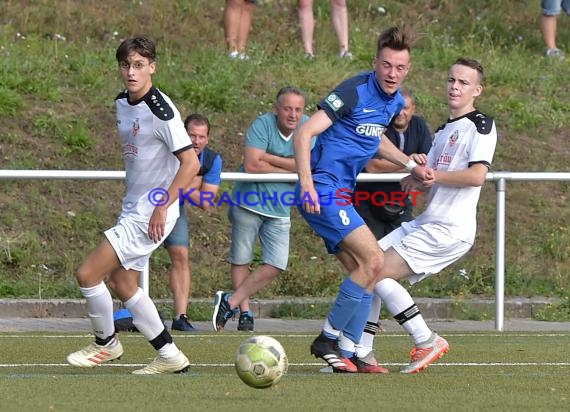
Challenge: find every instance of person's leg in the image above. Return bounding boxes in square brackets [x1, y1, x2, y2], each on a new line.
[213, 206, 261, 331]
[298, 0, 315, 56]
[236, 0, 256, 55]
[235, 215, 290, 330]
[164, 211, 195, 331]
[310, 225, 383, 372]
[229, 264, 279, 308]
[324, 225, 382, 338]
[353, 294, 383, 359]
[170, 248, 190, 316]
[375, 273, 448, 374]
[230, 263, 252, 312]
[113, 269, 189, 374]
[229, 206, 263, 311]
[224, 0, 242, 54]
[541, 14, 558, 50]
[168, 246, 196, 329]
[375, 265, 432, 345]
[372, 223, 475, 373]
[337, 292, 388, 374]
[164, 210, 191, 323]
[76, 239, 122, 341]
[67, 238, 124, 368]
[330, 0, 350, 57]
[540, 0, 563, 57]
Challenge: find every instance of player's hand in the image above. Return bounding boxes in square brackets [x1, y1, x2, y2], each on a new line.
[148, 206, 167, 243]
[422, 168, 435, 188]
[411, 164, 431, 181]
[418, 167, 436, 187]
[300, 184, 320, 214]
[410, 153, 428, 165]
[401, 175, 420, 192]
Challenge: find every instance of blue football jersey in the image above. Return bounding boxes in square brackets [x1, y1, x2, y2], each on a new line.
[311, 71, 405, 190]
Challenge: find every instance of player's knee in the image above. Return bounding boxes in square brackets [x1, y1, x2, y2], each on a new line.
[357, 256, 383, 285]
[359, 254, 384, 284]
[76, 265, 96, 288]
[110, 277, 138, 302]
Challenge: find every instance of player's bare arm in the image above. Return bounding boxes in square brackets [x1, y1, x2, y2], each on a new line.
[433, 163, 489, 188]
[376, 134, 433, 181]
[148, 148, 199, 243]
[294, 110, 330, 214]
[365, 157, 404, 173]
[365, 152, 427, 173]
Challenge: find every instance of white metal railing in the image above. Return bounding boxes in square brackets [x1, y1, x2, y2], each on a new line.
[2, 169, 569, 331]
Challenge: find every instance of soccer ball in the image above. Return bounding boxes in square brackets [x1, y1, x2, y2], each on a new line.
[234, 335, 288, 389]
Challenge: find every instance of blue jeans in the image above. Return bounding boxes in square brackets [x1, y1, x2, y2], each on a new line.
[228, 206, 290, 270]
[163, 206, 189, 248]
[541, 0, 570, 15]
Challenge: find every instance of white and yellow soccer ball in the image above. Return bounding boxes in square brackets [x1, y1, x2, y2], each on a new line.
[234, 335, 288, 389]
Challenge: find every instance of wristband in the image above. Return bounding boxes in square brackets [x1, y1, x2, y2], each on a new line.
[405, 159, 418, 172]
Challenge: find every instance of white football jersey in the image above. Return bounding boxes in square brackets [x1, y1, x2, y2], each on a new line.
[115, 87, 192, 222]
[415, 110, 497, 243]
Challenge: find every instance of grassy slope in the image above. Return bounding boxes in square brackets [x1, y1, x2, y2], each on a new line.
[0, 0, 568, 301]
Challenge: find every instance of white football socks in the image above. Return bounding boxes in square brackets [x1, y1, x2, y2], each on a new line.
[80, 282, 115, 340]
[354, 294, 382, 358]
[125, 288, 178, 357]
[375, 278, 432, 345]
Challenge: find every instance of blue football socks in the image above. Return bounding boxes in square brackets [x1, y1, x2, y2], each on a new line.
[323, 277, 366, 340]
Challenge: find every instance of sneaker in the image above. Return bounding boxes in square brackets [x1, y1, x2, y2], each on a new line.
[67, 335, 123, 368]
[212, 291, 236, 331]
[237, 311, 254, 331]
[339, 51, 353, 59]
[304, 52, 315, 59]
[400, 332, 450, 374]
[132, 350, 190, 375]
[351, 351, 389, 374]
[546, 48, 565, 60]
[228, 51, 239, 59]
[238, 52, 250, 60]
[171, 314, 197, 332]
[310, 332, 357, 373]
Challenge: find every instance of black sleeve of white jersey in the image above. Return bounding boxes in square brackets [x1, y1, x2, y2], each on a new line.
[115, 90, 128, 101]
[467, 110, 495, 169]
[143, 88, 175, 121]
[317, 73, 366, 122]
[467, 110, 494, 135]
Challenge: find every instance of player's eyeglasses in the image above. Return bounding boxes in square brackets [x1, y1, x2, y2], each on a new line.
[119, 61, 149, 71]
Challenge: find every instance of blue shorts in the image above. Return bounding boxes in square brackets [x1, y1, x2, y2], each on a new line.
[163, 206, 189, 248]
[541, 0, 570, 15]
[228, 206, 291, 270]
[296, 183, 365, 254]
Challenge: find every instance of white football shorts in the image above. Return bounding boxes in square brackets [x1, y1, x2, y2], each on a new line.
[104, 215, 176, 271]
[379, 220, 473, 284]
